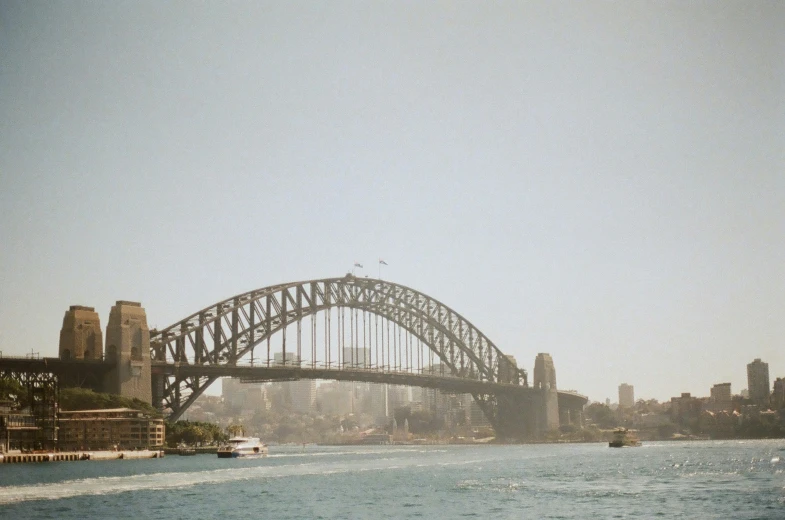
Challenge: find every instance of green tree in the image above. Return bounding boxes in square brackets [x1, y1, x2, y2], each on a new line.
[165, 420, 227, 447]
[227, 423, 245, 437]
[59, 387, 160, 416]
[585, 403, 617, 429]
[0, 377, 28, 408]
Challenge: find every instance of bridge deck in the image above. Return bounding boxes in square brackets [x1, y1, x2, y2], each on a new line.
[152, 361, 537, 396]
[0, 356, 587, 407]
[0, 357, 113, 374]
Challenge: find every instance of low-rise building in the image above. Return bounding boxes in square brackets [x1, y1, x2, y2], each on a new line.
[58, 408, 164, 450]
[0, 400, 38, 453]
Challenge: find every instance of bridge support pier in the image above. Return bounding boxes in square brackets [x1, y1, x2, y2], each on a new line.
[103, 301, 152, 404]
[57, 306, 106, 392]
[151, 372, 165, 412]
[494, 393, 538, 441]
[493, 388, 560, 441]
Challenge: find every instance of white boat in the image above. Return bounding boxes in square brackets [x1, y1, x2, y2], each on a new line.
[217, 437, 268, 458]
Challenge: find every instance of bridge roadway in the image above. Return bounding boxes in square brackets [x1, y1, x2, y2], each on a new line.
[0, 356, 112, 376]
[154, 361, 531, 396]
[0, 356, 587, 412]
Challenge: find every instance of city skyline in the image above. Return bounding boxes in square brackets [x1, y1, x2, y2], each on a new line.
[1, 3, 783, 403]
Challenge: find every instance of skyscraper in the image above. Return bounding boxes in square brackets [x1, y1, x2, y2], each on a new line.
[342, 347, 370, 368]
[272, 352, 314, 413]
[747, 358, 770, 406]
[618, 383, 635, 408]
[290, 379, 316, 413]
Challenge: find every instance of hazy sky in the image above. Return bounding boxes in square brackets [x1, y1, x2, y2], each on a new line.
[1, 2, 783, 403]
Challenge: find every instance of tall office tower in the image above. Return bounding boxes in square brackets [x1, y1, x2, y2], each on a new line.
[289, 379, 317, 413]
[367, 383, 389, 423]
[747, 358, 770, 406]
[618, 383, 635, 408]
[342, 347, 370, 368]
[772, 378, 785, 410]
[222, 377, 248, 410]
[273, 351, 301, 366]
[271, 352, 314, 412]
[387, 385, 410, 413]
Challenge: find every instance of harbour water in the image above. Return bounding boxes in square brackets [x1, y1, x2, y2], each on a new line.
[1, 440, 784, 519]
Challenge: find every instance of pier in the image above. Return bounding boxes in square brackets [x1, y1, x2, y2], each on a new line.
[0, 449, 164, 464]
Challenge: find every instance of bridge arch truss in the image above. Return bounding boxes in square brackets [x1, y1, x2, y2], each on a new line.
[151, 276, 528, 426]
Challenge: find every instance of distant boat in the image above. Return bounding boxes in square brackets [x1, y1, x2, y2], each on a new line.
[609, 428, 641, 448]
[217, 437, 268, 458]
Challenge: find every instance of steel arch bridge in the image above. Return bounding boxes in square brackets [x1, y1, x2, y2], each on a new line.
[150, 275, 544, 438]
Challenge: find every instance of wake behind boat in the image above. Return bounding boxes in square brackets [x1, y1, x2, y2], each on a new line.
[217, 437, 268, 458]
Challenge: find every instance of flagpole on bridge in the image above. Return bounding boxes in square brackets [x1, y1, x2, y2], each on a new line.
[378, 258, 388, 279]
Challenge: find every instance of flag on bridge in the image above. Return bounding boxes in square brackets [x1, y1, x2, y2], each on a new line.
[379, 259, 388, 265]
[354, 262, 363, 268]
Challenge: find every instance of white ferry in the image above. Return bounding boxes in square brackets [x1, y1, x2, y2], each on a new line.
[217, 437, 268, 458]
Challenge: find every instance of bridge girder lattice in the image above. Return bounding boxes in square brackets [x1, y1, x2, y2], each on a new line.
[150, 276, 528, 428]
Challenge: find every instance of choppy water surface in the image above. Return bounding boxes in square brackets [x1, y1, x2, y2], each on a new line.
[1, 440, 784, 519]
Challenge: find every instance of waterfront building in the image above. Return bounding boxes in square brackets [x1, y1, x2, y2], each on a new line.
[670, 392, 705, 426]
[0, 400, 37, 453]
[771, 378, 785, 410]
[710, 383, 733, 412]
[58, 408, 164, 451]
[747, 358, 770, 406]
[618, 383, 635, 409]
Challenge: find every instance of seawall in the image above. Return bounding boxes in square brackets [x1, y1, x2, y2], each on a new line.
[0, 450, 164, 464]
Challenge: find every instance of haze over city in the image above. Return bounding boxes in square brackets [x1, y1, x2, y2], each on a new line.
[1, 2, 783, 404]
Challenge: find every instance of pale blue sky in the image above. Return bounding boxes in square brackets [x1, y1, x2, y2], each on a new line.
[1, 1, 783, 402]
